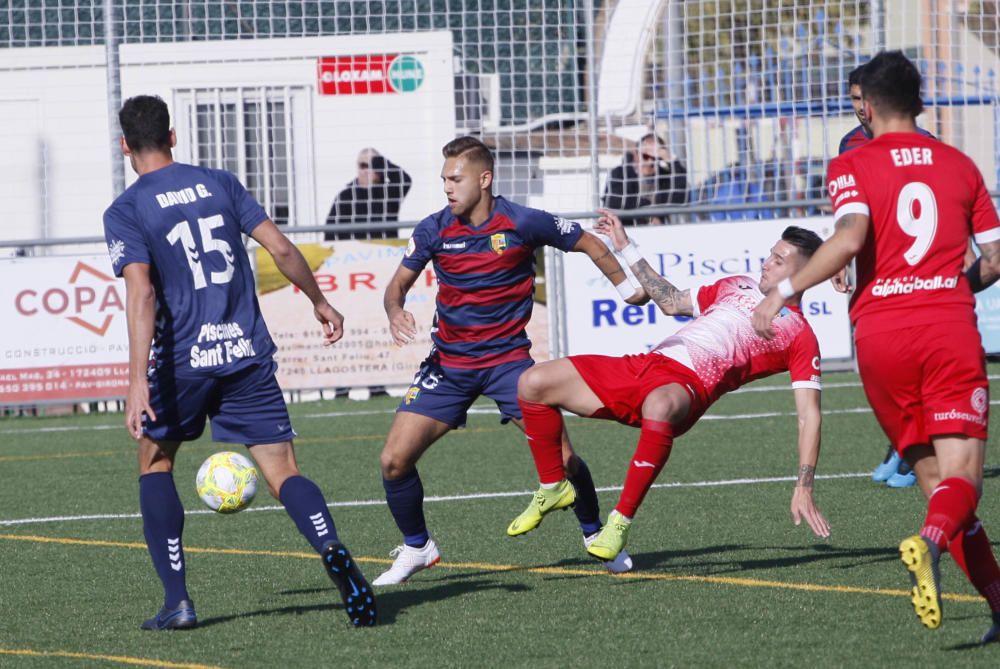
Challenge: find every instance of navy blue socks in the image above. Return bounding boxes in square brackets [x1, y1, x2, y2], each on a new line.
[139, 472, 190, 609]
[567, 458, 602, 535]
[383, 469, 429, 547]
[279, 475, 339, 553]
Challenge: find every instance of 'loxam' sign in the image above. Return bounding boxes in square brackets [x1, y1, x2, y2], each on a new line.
[317, 54, 425, 95]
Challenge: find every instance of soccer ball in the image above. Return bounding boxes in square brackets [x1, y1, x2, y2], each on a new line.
[196, 451, 258, 513]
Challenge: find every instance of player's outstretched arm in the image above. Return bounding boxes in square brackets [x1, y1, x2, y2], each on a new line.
[593, 208, 692, 315]
[571, 229, 648, 305]
[966, 239, 1000, 293]
[122, 262, 158, 439]
[251, 220, 344, 345]
[753, 213, 869, 339]
[383, 264, 420, 345]
[790, 387, 830, 538]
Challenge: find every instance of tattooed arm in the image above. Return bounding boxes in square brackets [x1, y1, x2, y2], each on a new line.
[592, 208, 692, 316]
[572, 231, 649, 305]
[629, 258, 694, 316]
[966, 238, 1000, 293]
[790, 386, 830, 538]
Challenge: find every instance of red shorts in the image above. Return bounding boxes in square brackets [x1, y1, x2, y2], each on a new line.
[856, 320, 989, 452]
[569, 353, 711, 435]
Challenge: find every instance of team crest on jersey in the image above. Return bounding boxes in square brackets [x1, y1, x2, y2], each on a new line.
[404, 386, 421, 404]
[490, 233, 508, 255]
[108, 239, 125, 267]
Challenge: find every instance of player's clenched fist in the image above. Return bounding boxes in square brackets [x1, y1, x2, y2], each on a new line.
[388, 307, 417, 346]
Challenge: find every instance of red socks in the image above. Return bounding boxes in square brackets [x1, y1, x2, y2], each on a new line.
[921, 476, 979, 549]
[615, 419, 674, 518]
[518, 399, 565, 484]
[948, 517, 1000, 613]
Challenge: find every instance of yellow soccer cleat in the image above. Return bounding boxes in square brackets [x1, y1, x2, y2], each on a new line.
[506, 479, 576, 536]
[586, 510, 632, 561]
[899, 534, 943, 630]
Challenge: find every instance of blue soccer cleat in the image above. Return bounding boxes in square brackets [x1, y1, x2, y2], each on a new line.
[322, 540, 377, 627]
[140, 599, 197, 631]
[873, 446, 901, 482]
[886, 470, 917, 488]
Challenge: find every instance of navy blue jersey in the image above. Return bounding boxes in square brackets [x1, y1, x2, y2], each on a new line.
[401, 196, 583, 368]
[103, 162, 276, 377]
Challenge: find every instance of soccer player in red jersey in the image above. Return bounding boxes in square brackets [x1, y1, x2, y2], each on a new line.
[753, 50, 1000, 640]
[508, 209, 831, 563]
[372, 137, 645, 585]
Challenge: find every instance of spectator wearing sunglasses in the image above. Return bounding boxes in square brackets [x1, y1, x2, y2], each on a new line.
[602, 133, 687, 225]
[325, 148, 412, 241]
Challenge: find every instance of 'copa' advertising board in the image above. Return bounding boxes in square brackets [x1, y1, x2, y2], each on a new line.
[0, 255, 130, 403]
[561, 218, 854, 361]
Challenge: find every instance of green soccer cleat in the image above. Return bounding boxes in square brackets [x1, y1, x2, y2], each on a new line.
[899, 534, 943, 630]
[506, 479, 576, 536]
[586, 511, 632, 561]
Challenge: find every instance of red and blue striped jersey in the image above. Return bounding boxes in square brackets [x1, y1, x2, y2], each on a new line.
[401, 196, 583, 368]
[839, 124, 934, 154]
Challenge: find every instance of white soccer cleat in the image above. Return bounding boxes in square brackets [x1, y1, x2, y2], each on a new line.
[372, 538, 441, 586]
[585, 532, 634, 574]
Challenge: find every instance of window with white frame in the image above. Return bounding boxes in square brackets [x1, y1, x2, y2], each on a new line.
[173, 86, 314, 227]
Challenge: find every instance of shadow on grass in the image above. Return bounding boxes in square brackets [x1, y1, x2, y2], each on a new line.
[631, 542, 898, 575]
[197, 577, 529, 628]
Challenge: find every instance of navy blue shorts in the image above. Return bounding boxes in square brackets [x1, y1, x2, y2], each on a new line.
[396, 354, 534, 428]
[144, 359, 296, 445]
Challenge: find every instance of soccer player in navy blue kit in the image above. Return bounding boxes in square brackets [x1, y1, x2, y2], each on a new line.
[104, 95, 375, 629]
[372, 136, 645, 585]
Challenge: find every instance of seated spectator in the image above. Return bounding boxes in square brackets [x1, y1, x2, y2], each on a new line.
[325, 148, 412, 241]
[602, 133, 687, 225]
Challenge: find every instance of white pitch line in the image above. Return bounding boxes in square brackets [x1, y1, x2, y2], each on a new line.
[9, 401, 1000, 436]
[0, 471, 873, 527]
[3, 374, 999, 435]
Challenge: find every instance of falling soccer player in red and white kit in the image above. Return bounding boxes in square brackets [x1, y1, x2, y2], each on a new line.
[753, 50, 1000, 642]
[507, 209, 831, 562]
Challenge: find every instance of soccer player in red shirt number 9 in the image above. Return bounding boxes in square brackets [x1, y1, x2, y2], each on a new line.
[753, 50, 1000, 641]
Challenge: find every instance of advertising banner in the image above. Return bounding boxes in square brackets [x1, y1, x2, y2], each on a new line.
[256, 240, 550, 390]
[0, 255, 129, 403]
[561, 218, 854, 361]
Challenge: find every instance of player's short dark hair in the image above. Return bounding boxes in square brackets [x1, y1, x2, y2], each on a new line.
[638, 133, 664, 146]
[847, 63, 866, 88]
[858, 50, 923, 118]
[119, 95, 172, 153]
[782, 226, 823, 257]
[442, 136, 494, 173]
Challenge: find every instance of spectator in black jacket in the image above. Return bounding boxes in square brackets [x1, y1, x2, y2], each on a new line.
[602, 133, 687, 225]
[325, 148, 412, 240]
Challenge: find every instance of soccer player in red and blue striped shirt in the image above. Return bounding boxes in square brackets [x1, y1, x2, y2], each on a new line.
[372, 137, 646, 585]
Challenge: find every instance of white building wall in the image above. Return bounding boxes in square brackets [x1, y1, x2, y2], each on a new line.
[0, 32, 456, 252]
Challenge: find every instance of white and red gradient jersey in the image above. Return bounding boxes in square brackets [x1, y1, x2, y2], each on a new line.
[652, 275, 822, 402]
[826, 132, 1000, 338]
